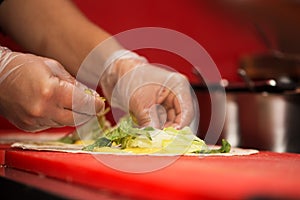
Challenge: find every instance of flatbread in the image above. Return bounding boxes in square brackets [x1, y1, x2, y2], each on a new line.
[11, 141, 259, 156]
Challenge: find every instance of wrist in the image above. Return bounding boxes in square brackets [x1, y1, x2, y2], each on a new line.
[99, 50, 147, 104]
[104, 50, 147, 77]
[0, 48, 29, 83]
[0, 46, 14, 75]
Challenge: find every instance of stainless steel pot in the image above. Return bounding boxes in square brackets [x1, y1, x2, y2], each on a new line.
[193, 82, 300, 153]
[236, 91, 300, 153]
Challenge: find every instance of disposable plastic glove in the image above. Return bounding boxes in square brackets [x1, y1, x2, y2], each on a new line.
[100, 50, 195, 129]
[0, 46, 105, 132]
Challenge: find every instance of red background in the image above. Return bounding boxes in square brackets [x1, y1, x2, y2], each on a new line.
[0, 0, 271, 129]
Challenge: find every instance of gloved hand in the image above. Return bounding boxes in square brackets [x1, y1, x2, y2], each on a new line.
[0, 46, 105, 132]
[100, 50, 195, 129]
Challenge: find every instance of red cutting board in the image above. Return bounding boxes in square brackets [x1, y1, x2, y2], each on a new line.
[4, 147, 300, 200]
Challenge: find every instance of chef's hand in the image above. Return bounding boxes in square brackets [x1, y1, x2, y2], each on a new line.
[101, 50, 194, 129]
[0, 47, 105, 132]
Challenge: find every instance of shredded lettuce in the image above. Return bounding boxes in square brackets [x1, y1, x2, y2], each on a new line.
[58, 89, 231, 154]
[59, 108, 111, 144]
[82, 116, 231, 154]
[82, 117, 152, 151]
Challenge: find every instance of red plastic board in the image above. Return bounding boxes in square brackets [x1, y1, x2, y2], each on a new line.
[5, 149, 300, 200]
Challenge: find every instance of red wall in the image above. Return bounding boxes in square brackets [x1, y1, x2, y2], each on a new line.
[72, 0, 269, 82]
[0, 0, 271, 129]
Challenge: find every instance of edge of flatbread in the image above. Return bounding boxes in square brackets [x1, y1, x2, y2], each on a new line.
[11, 141, 259, 156]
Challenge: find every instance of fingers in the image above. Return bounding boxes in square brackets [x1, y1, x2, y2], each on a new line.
[52, 79, 105, 126]
[129, 85, 162, 128]
[0, 52, 106, 131]
[168, 74, 195, 129]
[172, 88, 195, 129]
[43, 59, 105, 128]
[129, 83, 194, 130]
[133, 106, 161, 129]
[158, 91, 175, 127]
[157, 86, 194, 129]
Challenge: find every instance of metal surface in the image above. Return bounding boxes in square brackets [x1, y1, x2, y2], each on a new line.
[237, 91, 300, 153]
[239, 52, 300, 81]
[193, 84, 300, 153]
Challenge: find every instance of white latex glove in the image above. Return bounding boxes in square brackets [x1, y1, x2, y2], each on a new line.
[100, 50, 195, 129]
[0, 46, 105, 132]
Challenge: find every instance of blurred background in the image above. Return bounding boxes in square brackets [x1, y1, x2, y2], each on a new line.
[1, 0, 299, 152]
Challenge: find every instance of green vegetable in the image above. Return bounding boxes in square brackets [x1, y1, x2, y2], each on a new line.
[82, 137, 112, 151]
[192, 139, 231, 154]
[83, 116, 152, 150]
[82, 116, 231, 154]
[59, 108, 111, 144]
[58, 132, 80, 144]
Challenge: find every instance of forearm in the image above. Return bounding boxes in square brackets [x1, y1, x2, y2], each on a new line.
[0, 0, 116, 76]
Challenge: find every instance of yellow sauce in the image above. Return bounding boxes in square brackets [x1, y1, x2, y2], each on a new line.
[74, 140, 95, 145]
[123, 147, 162, 154]
[92, 146, 162, 154]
